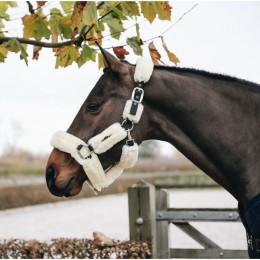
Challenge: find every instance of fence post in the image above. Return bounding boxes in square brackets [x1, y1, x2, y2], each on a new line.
[128, 180, 157, 258]
[156, 189, 170, 258]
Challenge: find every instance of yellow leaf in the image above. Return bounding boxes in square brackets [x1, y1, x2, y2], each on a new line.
[0, 45, 8, 62]
[161, 37, 180, 65]
[156, 2, 172, 21]
[140, 2, 157, 23]
[0, 45, 8, 56]
[121, 2, 140, 16]
[22, 14, 37, 39]
[69, 2, 86, 32]
[51, 26, 58, 52]
[98, 53, 105, 69]
[55, 46, 79, 68]
[87, 26, 102, 45]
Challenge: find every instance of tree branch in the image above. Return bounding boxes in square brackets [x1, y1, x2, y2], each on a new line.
[0, 36, 82, 48]
[0, 2, 122, 49]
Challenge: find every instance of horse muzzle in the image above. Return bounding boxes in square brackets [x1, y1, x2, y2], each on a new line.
[45, 148, 87, 197]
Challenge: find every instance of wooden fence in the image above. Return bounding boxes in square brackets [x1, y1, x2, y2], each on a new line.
[128, 180, 248, 259]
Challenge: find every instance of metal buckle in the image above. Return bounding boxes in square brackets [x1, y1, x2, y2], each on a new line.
[121, 119, 134, 131]
[77, 144, 92, 159]
[247, 234, 254, 251]
[132, 87, 144, 103]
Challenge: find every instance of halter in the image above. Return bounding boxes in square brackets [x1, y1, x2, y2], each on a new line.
[50, 57, 154, 194]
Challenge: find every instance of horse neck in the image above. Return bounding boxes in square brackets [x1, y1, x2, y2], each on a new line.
[144, 68, 260, 205]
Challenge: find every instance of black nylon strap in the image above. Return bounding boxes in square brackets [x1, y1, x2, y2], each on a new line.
[130, 101, 139, 115]
[133, 88, 143, 102]
[247, 233, 260, 251]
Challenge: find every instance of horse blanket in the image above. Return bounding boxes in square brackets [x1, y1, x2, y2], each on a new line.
[239, 193, 260, 258]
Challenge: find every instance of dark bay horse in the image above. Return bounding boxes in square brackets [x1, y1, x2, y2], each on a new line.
[46, 48, 259, 258]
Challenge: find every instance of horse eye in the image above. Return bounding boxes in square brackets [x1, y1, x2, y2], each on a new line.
[86, 102, 100, 112]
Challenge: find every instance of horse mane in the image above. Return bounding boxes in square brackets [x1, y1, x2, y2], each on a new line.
[121, 59, 259, 90]
[154, 65, 260, 90]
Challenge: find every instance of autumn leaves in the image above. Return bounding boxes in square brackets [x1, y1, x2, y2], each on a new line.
[0, 1, 179, 68]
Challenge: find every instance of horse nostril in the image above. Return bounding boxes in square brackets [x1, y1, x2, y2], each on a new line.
[46, 165, 56, 185]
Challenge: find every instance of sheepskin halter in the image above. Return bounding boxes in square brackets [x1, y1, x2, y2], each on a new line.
[50, 57, 154, 194]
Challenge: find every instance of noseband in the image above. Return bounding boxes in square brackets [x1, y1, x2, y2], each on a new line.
[50, 57, 154, 194]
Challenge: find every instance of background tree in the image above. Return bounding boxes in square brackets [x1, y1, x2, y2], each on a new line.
[0, 1, 181, 68]
[138, 140, 162, 158]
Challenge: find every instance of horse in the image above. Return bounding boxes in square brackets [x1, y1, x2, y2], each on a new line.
[46, 47, 259, 258]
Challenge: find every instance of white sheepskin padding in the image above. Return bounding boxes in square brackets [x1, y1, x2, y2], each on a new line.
[134, 57, 154, 83]
[103, 143, 139, 187]
[50, 128, 138, 194]
[122, 100, 144, 123]
[104, 165, 123, 187]
[118, 143, 139, 168]
[88, 123, 127, 154]
[50, 131, 86, 155]
[82, 153, 106, 192]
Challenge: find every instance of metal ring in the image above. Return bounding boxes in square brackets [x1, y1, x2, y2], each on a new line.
[121, 119, 134, 131]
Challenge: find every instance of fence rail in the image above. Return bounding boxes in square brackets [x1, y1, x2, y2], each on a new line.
[128, 180, 248, 259]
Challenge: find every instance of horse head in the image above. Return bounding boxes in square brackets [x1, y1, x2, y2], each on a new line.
[45, 48, 153, 197]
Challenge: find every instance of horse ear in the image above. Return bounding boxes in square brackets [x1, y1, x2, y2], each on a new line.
[96, 42, 128, 74]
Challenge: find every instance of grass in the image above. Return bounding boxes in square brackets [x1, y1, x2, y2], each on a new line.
[0, 165, 45, 177]
[0, 153, 219, 210]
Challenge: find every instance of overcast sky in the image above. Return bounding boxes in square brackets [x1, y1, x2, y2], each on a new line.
[0, 1, 260, 155]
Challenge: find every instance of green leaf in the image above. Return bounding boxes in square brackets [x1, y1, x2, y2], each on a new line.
[0, 6, 9, 20]
[3, 38, 28, 65]
[0, 1, 17, 20]
[0, 19, 4, 37]
[127, 36, 143, 56]
[60, 1, 75, 13]
[50, 11, 72, 41]
[77, 45, 96, 68]
[121, 2, 140, 16]
[140, 2, 157, 23]
[19, 44, 28, 66]
[109, 4, 128, 21]
[3, 38, 20, 52]
[83, 1, 97, 26]
[104, 17, 124, 40]
[59, 15, 73, 39]
[55, 46, 79, 68]
[34, 15, 51, 40]
[22, 13, 51, 40]
[135, 21, 140, 41]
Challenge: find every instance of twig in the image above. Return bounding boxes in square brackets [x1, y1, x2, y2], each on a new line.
[144, 3, 198, 43]
[26, 1, 35, 15]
